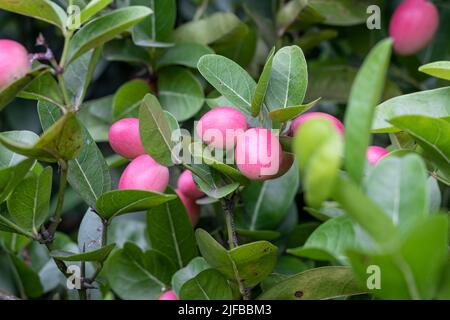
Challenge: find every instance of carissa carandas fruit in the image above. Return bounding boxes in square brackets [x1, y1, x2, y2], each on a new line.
[389, 0, 439, 55]
[109, 118, 146, 159]
[177, 170, 204, 199]
[0, 39, 30, 89]
[175, 189, 200, 226]
[196, 106, 248, 150]
[235, 127, 282, 180]
[118, 155, 169, 193]
[290, 112, 344, 136]
[159, 290, 178, 300]
[367, 146, 390, 165]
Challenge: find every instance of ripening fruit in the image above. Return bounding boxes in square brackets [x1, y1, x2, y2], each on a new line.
[290, 112, 344, 136]
[177, 170, 204, 199]
[367, 146, 389, 165]
[109, 118, 146, 159]
[269, 152, 294, 179]
[196, 107, 248, 150]
[389, 0, 439, 55]
[176, 189, 200, 226]
[118, 155, 169, 193]
[159, 290, 177, 300]
[0, 39, 30, 89]
[235, 128, 282, 180]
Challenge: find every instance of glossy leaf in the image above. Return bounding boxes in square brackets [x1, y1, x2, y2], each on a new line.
[17, 73, 64, 108]
[158, 67, 204, 121]
[96, 190, 177, 221]
[0, 159, 36, 205]
[66, 6, 152, 64]
[344, 38, 392, 185]
[171, 257, 210, 296]
[258, 266, 364, 300]
[77, 208, 104, 253]
[105, 242, 175, 300]
[198, 54, 256, 112]
[373, 87, 450, 133]
[113, 79, 151, 120]
[38, 102, 112, 208]
[265, 45, 308, 111]
[50, 243, 115, 262]
[308, 0, 378, 26]
[147, 188, 198, 269]
[268, 98, 320, 122]
[179, 269, 233, 300]
[251, 47, 275, 117]
[241, 162, 299, 230]
[157, 43, 214, 69]
[419, 61, 450, 80]
[189, 164, 240, 199]
[7, 167, 52, 235]
[80, 0, 113, 24]
[139, 94, 178, 166]
[103, 38, 151, 64]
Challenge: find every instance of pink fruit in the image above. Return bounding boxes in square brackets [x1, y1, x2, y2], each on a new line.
[176, 189, 200, 226]
[177, 170, 204, 199]
[109, 118, 146, 159]
[367, 146, 389, 165]
[290, 112, 344, 136]
[118, 155, 169, 193]
[389, 0, 439, 55]
[159, 290, 177, 300]
[196, 107, 248, 150]
[269, 152, 294, 179]
[0, 40, 30, 89]
[235, 128, 282, 180]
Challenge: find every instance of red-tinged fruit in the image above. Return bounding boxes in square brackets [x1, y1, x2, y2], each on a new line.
[389, 0, 439, 55]
[177, 170, 204, 199]
[176, 189, 200, 226]
[196, 107, 248, 150]
[269, 152, 294, 179]
[367, 146, 390, 165]
[109, 118, 146, 159]
[159, 290, 178, 300]
[0, 39, 31, 89]
[118, 155, 169, 193]
[290, 112, 344, 136]
[235, 128, 282, 180]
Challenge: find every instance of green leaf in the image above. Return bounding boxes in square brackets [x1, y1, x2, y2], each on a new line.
[366, 154, 429, 233]
[268, 98, 320, 122]
[158, 67, 204, 122]
[0, 66, 51, 111]
[287, 216, 356, 262]
[7, 167, 52, 235]
[17, 73, 64, 108]
[139, 94, 178, 166]
[188, 164, 240, 199]
[308, 0, 378, 26]
[179, 269, 233, 300]
[77, 208, 104, 252]
[147, 188, 198, 269]
[348, 214, 448, 299]
[50, 243, 115, 262]
[0, 112, 82, 162]
[64, 48, 102, 108]
[331, 173, 397, 247]
[296, 29, 338, 52]
[372, 87, 450, 133]
[0, 159, 36, 204]
[251, 47, 275, 117]
[171, 257, 210, 296]
[276, 0, 309, 32]
[38, 102, 112, 208]
[0, 131, 36, 169]
[196, 229, 278, 288]
[172, 12, 246, 45]
[241, 162, 299, 230]
[103, 38, 151, 65]
[197, 54, 256, 112]
[0, 0, 67, 31]
[96, 189, 176, 221]
[105, 242, 175, 300]
[419, 61, 450, 80]
[80, 0, 113, 24]
[77, 95, 113, 142]
[156, 43, 214, 69]
[8, 253, 43, 298]
[257, 266, 364, 300]
[389, 115, 450, 181]
[344, 38, 392, 185]
[131, 0, 176, 47]
[113, 79, 151, 120]
[265, 45, 308, 111]
[66, 6, 152, 64]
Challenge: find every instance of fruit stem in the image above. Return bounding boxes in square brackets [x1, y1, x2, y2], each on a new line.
[222, 197, 238, 249]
